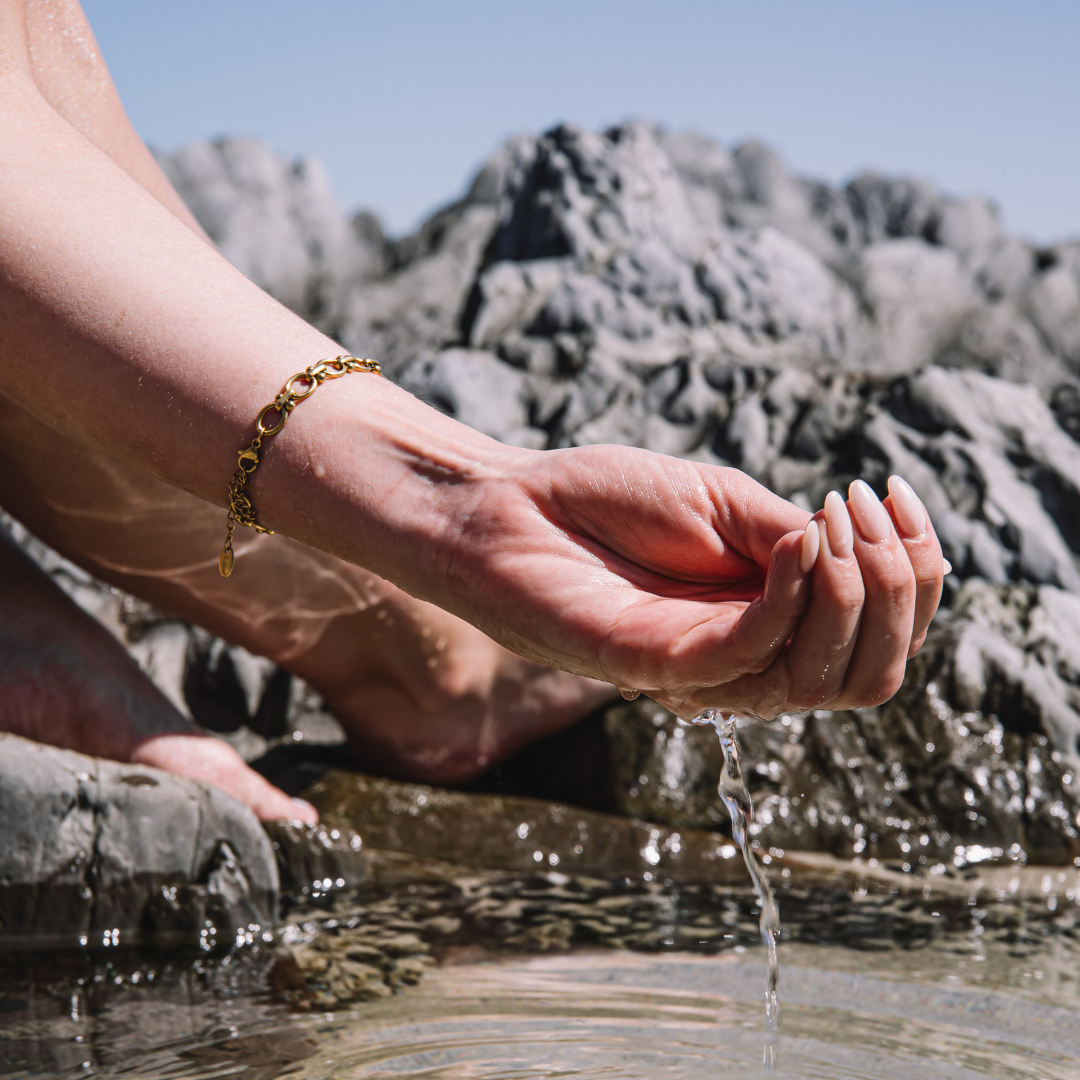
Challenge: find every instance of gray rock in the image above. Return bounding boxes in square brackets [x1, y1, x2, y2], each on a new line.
[722, 394, 772, 478]
[488, 122, 707, 266]
[157, 138, 383, 324]
[1026, 242, 1080, 366]
[263, 820, 367, 899]
[723, 142, 841, 263]
[467, 258, 567, 349]
[400, 348, 528, 440]
[340, 200, 500, 378]
[158, 121, 1080, 430]
[899, 367, 1080, 591]
[657, 129, 735, 236]
[937, 196, 1003, 268]
[0, 734, 278, 951]
[938, 303, 1063, 390]
[856, 239, 976, 373]
[697, 227, 857, 365]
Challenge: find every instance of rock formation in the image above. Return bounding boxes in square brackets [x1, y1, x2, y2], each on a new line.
[17, 123, 1080, 869]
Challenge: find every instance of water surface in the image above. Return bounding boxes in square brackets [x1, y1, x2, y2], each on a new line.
[5, 929, 1079, 1080]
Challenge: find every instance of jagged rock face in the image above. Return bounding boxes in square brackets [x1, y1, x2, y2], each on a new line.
[93, 126, 1080, 864]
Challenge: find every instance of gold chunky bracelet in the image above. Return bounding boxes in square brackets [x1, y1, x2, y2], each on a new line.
[218, 354, 382, 577]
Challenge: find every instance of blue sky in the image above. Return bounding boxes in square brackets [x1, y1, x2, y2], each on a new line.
[83, 1, 1080, 242]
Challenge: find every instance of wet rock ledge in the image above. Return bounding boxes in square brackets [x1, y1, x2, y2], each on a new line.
[0, 734, 277, 952]
[271, 768, 1080, 1008]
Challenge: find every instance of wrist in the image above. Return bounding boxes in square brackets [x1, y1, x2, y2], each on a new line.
[253, 371, 529, 607]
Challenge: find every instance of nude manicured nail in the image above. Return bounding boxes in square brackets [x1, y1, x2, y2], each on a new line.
[943, 558, 953, 575]
[823, 490, 854, 558]
[887, 474, 927, 538]
[848, 479, 891, 543]
[800, 519, 820, 572]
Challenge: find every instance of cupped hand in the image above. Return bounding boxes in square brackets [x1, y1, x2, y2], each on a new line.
[447, 446, 944, 721]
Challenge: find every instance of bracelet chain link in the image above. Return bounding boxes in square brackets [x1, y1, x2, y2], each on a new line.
[219, 354, 382, 577]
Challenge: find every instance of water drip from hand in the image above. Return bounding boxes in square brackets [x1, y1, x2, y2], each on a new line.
[690, 709, 781, 1071]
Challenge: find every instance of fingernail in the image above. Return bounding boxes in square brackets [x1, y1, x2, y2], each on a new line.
[887, 475, 927, 538]
[291, 797, 317, 821]
[800, 519, 820, 573]
[823, 490, 854, 558]
[848, 479, 891, 543]
[943, 558, 953, 575]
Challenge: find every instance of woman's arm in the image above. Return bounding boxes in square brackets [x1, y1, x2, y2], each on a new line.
[0, 17, 501, 593]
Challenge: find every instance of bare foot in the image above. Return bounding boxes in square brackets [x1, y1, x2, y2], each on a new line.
[132, 734, 316, 822]
[0, 528, 312, 822]
[294, 603, 618, 784]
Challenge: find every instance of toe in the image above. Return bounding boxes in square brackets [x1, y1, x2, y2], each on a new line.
[132, 732, 319, 823]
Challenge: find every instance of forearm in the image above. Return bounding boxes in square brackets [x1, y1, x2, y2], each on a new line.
[0, 68, 509, 610]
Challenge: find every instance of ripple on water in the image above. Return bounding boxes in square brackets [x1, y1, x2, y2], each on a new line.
[4, 944, 1080, 1080]
[285, 952, 1080, 1080]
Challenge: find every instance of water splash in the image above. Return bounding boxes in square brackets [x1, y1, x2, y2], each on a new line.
[690, 709, 781, 1071]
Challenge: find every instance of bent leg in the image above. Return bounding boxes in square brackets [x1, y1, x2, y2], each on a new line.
[0, 526, 314, 821]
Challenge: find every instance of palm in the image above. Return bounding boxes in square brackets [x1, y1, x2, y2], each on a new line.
[449, 445, 812, 717]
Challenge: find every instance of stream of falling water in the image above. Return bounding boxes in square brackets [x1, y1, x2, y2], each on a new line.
[689, 710, 781, 1071]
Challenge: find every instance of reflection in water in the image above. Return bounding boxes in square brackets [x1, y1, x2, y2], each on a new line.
[0, 952, 316, 1080]
[4, 929, 1080, 1080]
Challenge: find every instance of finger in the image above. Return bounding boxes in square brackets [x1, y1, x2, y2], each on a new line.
[720, 528, 812, 677]
[829, 480, 916, 709]
[779, 497, 866, 708]
[658, 529, 811, 716]
[885, 474, 945, 656]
